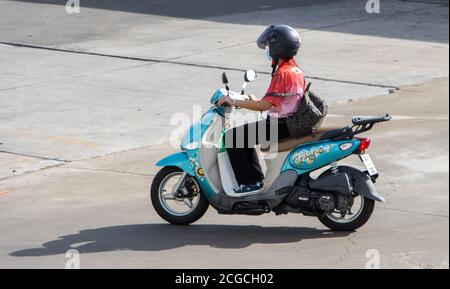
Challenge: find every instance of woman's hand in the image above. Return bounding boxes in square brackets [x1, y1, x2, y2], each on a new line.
[218, 95, 233, 107]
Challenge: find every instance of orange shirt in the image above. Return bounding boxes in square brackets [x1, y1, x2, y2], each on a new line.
[262, 58, 306, 118]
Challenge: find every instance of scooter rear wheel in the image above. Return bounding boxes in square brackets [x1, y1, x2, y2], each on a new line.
[151, 166, 209, 225]
[318, 196, 375, 231]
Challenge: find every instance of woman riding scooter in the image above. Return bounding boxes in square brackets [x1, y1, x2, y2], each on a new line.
[152, 25, 390, 229]
[218, 25, 305, 194]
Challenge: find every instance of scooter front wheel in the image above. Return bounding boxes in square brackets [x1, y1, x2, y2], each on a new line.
[151, 166, 209, 225]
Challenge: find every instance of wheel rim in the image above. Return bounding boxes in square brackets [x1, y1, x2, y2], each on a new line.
[325, 194, 365, 224]
[158, 172, 201, 217]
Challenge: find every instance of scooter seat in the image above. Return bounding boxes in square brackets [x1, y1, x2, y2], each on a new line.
[261, 127, 341, 153]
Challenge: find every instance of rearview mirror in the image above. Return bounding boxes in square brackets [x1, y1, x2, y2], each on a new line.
[222, 72, 229, 85]
[244, 69, 257, 82]
[222, 72, 230, 95]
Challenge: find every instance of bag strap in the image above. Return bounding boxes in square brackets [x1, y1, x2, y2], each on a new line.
[305, 82, 312, 93]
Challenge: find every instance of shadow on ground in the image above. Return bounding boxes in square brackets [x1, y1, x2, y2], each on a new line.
[11, 223, 350, 256]
[11, 0, 324, 19]
[10, 0, 449, 43]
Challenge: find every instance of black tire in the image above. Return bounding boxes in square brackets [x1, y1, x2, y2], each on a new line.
[318, 197, 375, 231]
[151, 166, 209, 225]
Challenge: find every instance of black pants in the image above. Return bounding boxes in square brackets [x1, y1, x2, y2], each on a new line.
[225, 117, 291, 186]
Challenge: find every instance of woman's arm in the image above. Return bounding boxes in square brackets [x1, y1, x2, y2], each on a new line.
[235, 99, 272, 112]
[217, 95, 273, 112]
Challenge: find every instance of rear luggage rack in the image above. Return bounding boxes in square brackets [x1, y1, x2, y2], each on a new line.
[351, 114, 391, 136]
[352, 114, 392, 126]
[320, 114, 391, 141]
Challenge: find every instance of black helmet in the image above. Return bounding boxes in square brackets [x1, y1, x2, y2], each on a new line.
[257, 25, 301, 59]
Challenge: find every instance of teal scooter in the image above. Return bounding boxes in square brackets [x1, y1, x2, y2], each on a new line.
[151, 70, 391, 231]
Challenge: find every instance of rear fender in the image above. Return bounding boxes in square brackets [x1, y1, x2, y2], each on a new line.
[321, 166, 385, 203]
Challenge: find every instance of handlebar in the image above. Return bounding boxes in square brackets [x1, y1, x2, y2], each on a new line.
[216, 90, 249, 107]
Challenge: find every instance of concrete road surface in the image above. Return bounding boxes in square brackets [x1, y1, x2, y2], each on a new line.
[0, 0, 448, 268]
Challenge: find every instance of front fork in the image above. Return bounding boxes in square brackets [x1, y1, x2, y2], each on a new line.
[173, 172, 188, 194]
[171, 172, 197, 208]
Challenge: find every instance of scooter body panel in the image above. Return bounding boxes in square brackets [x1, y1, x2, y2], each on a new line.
[185, 149, 218, 199]
[282, 139, 361, 175]
[178, 107, 224, 199]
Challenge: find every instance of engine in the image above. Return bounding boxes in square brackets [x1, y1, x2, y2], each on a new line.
[278, 173, 353, 215]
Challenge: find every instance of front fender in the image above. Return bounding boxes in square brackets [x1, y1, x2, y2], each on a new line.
[155, 152, 195, 176]
[321, 166, 386, 203]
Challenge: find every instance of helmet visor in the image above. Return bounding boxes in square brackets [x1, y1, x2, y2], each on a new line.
[256, 25, 275, 49]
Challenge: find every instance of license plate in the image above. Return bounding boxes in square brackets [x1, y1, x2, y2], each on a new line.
[360, 154, 378, 176]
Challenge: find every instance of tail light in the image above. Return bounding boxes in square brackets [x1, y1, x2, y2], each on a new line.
[357, 137, 371, 153]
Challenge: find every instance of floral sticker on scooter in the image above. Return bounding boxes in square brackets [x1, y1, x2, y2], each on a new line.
[189, 152, 205, 180]
[290, 144, 336, 168]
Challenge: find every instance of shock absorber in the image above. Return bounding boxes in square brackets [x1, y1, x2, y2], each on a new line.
[330, 161, 339, 175]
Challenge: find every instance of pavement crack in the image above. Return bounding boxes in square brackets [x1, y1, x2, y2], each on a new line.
[60, 166, 155, 177]
[0, 150, 70, 163]
[0, 42, 398, 90]
[0, 59, 157, 92]
[166, 41, 254, 61]
[347, 235, 358, 246]
[303, 76, 398, 89]
[0, 162, 67, 181]
[338, 246, 351, 263]
[0, 4, 443, 92]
